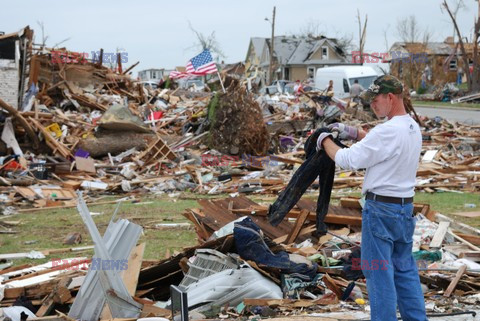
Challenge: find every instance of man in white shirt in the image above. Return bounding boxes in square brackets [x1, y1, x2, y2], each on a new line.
[317, 75, 427, 321]
[349, 79, 364, 104]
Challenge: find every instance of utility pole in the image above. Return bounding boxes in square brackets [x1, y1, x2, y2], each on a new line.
[268, 6, 276, 84]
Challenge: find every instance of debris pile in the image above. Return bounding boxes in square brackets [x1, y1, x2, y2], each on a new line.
[209, 77, 269, 156]
[1, 27, 479, 213]
[1, 194, 480, 320]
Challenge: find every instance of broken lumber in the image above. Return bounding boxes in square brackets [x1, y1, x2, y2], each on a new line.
[444, 265, 467, 297]
[430, 221, 450, 248]
[0, 97, 40, 150]
[286, 209, 310, 244]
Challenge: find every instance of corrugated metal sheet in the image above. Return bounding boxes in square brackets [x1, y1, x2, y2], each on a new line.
[68, 194, 143, 321]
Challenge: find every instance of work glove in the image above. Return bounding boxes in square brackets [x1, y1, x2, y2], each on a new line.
[327, 123, 358, 141]
[316, 132, 337, 151]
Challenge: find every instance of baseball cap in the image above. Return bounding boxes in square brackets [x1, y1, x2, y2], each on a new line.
[360, 75, 404, 104]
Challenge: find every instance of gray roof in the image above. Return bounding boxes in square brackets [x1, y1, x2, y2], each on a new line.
[287, 38, 319, 64]
[250, 37, 266, 59]
[287, 38, 348, 65]
[390, 42, 454, 55]
[248, 35, 348, 66]
[269, 36, 301, 64]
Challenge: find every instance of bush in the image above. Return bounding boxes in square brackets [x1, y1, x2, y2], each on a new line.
[416, 86, 427, 95]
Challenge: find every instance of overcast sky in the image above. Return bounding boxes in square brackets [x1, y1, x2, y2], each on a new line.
[1, 0, 477, 75]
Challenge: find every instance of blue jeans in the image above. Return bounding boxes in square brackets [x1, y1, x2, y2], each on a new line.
[361, 200, 428, 321]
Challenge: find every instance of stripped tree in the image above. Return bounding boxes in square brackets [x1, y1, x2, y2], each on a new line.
[442, 0, 479, 92]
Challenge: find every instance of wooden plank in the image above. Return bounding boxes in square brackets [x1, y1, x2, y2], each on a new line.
[243, 298, 293, 306]
[17, 199, 139, 213]
[29, 118, 73, 159]
[444, 265, 467, 297]
[323, 273, 343, 299]
[74, 157, 96, 173]
[286, 210, 310, 244]
[430, 221, 450, 248]
[208, 198, 292, 239]
[4, 259, 89, 283]
[0, 98, 40, 150]
[123, 243, 145, 292]
[324, 214, 362, 226]
[36, 277, 71, 317]
[448, 230, 480, 251]
[339, 197, 361, 208]
[183, 209, 211, 242]
[274, 225, 316, 244]
[0, 263, 32, 275]
[458, 251, 480, 262]
[450, 211, 480, 218]
[139, 304, 171, 318]
[3, 287, 25, 300]
[269, 155, 303, 165]
[27, 317, 68, 321]
[436, 213, 480, 237]
[235, 206, 363, 226]
[456, 233, 480, 246]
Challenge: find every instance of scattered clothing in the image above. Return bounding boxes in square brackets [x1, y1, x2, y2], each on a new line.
[234, 217, 318, 280]
[268, 128, 344, 235]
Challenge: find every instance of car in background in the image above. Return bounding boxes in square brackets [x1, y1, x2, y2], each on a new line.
[179, 78, 205, 91]
[260, 81, 295, 95]
[139, 80, 159, 90]
[259, 85, 280, 95]
[315, 66, 378, 99]
[271, 80, 293, 91]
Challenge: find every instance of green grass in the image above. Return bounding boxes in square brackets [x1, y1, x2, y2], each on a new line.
[0, 194, 223, 265]
[412, 100, 480, 109]
[414, 191, 480, 228]
[1, 192, 479, 267]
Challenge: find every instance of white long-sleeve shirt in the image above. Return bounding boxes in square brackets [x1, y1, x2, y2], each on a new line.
[334, 115, 422, 197]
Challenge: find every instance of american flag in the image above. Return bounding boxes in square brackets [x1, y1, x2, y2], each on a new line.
[169, 49, 218, 79]
[169, 71, 188, 79]
[185, 49, 218, 75]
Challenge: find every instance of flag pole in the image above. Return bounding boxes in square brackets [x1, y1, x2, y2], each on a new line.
[217, 71, 226, 93]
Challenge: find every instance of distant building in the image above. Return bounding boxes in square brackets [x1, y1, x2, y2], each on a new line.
[245, 35, 355, 85]
[389, 37, 475, 89]
[138, 68, 164, 82]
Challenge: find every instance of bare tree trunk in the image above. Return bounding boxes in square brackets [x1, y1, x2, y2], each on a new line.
[78, 132, 155, 158]
[443, 0, 473, 92]
[357, 10, 368, 65]
[357, 10, 362, 65]
[472, 1, 480, 92]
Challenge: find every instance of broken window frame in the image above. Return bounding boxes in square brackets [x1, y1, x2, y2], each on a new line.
[284, 67, 290, 80]
[322, 46, 329, 60]
[307, 66, 315, 79]
[449, 58, 457, 71]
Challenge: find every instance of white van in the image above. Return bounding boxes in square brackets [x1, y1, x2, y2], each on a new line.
[314, 66, 379, 99]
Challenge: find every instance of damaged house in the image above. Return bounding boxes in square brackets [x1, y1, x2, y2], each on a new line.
[245, 35, 354, 85]
[0, 26, 33, 109]
[389, 37, 476, 90]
